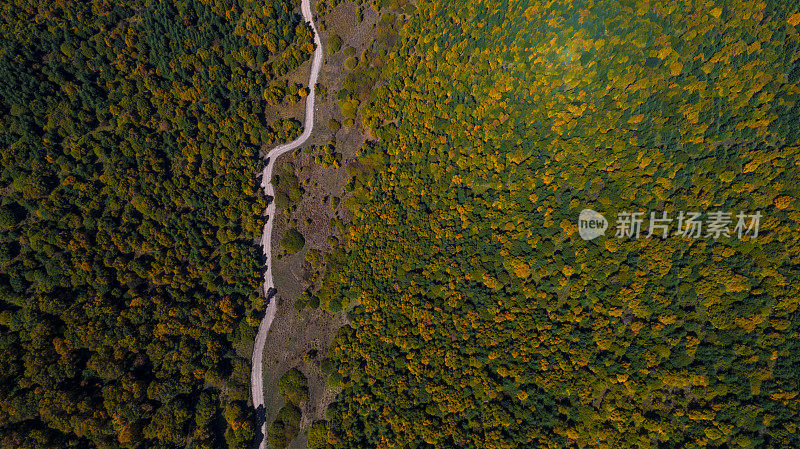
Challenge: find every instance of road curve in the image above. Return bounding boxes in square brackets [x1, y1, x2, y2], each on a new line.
[251, 0, 323, 446]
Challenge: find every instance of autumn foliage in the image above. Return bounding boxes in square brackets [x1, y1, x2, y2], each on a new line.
[317, 0, 800, 448]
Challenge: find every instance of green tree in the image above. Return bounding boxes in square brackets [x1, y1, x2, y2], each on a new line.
[277, 367, 309, 404]
[280, 228, 305, 254]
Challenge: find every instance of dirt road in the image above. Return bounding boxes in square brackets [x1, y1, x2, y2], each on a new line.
[250, 0, 323, 446]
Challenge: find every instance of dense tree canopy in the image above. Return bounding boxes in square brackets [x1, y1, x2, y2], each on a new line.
[0, 0, 311, 447]
[315, 0, 800, 448]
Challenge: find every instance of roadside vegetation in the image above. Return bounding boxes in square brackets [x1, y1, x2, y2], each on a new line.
[267, 368, 309, 448]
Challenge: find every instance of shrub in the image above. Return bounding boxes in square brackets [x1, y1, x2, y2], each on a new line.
[344, 56, 358, 70]
[327, 34, 342, 54]
[277, 368, 309, 404]
[280, 228, 305, 254]
[307, 420, 329, 449]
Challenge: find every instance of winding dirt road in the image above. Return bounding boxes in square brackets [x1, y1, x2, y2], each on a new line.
[250, 0, 323, 446]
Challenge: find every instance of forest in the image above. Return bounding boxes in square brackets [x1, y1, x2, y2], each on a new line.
[310, 0, 800, 448]
[3, 0, 800, 447]
[0, 0, 311, 447]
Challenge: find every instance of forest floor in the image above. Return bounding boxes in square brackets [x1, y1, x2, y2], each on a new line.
[255, 1, 380, 447]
